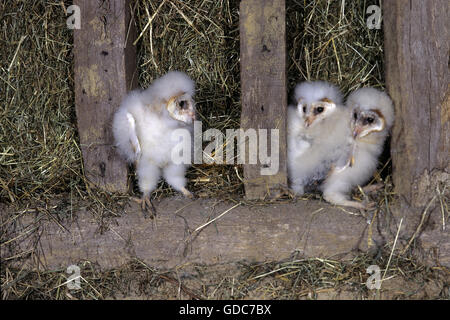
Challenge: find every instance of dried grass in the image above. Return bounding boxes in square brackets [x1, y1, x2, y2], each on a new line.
[2, 251, 448, 300]
[287, 0, 384, 94]
[0, 1, 80, 205]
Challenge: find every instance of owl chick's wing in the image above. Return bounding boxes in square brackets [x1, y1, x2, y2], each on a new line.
[112, 90, 144, 163]
[125, 112, 141, 159]
[333, 143, 355, 173]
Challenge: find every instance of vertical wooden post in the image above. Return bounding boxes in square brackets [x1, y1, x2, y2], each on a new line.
[239, 0, 288, 200]
[384, 0, 449, 208]
[74, 0, 137, 192]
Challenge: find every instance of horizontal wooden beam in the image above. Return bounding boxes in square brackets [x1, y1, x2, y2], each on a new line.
[3, 199, 373, 269]
[3, 198, 448, 270]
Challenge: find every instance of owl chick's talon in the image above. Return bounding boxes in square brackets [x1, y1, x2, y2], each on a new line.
[344, 201, 366, 210]
[143, 196, 156, 219]
[282, 187, 299, 199]
[362, 183, 384, 194]
[132, 196, 156, 219]
[362, 200, 376, 210]
[181, 187, 194, 199]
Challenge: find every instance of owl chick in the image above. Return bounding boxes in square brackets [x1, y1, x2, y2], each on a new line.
[112, 71, 196, 216]
[287, 80, 349, 195]
[320, 87, 395, 209]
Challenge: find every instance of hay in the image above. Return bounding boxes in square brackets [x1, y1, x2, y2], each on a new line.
[0, 1, 80, 204]
[2, 250, 448, 299]
[286, 0, 384, 94]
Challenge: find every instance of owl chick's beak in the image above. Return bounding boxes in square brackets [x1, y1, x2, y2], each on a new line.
[353, 126, 362, 139]
[304, 116, 315, 127]
[187, 109, 196, 121]
[349, 155, 355, 167]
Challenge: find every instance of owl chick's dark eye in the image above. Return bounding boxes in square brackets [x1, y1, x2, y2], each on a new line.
[316, 107, 324, 113]
[303, 106, 306, 113]
[367, 117, 374, 124]
[179, 100, 187, 109]
[353, 112, 358, 120]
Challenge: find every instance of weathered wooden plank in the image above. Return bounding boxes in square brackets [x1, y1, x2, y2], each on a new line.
[74, 0, 137, 192]
[3, 198, 380, 270]
[3, 198, 449, 270]
[384, 0, 449, 208]
[239, 0, 288, 200]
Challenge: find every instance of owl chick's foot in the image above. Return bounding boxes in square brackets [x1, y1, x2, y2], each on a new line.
[362, 200, 376, 210]
[341, 199, 376, 210]
[362, 183, 384, 194]
[323, 193, 375, 210]
[142, 196, 156, 218]
[339, 200, 375, 210]
[290, 184, 305, 197]
[181, 187, 194, 199]
[132, 196, 156, 219]
[275, 186, 298, 199]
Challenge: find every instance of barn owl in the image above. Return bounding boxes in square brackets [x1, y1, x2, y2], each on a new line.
[320, 87, 395, 209]
[112, 71, 196, 216]
[287, 81, 350, 195]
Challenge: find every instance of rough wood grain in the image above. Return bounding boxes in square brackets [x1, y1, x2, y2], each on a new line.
[239, 0, 288, 200]
[3, 198, 448, 270]
[1, 198, 378, 270]
[384, 0, 449, 208]
[74, 0, 137, 192]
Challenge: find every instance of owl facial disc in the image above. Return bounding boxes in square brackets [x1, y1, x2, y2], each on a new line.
[304, 98, 336, 128]
[352, 108, 385, 139]
[166, 92, 196, 124]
